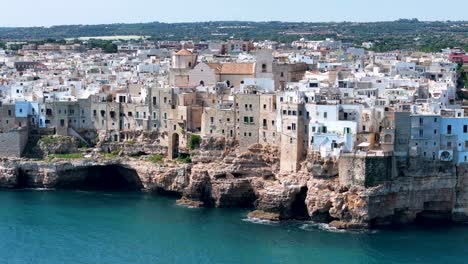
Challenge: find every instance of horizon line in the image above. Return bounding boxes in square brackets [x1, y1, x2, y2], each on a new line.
[1, 18, 467, 28]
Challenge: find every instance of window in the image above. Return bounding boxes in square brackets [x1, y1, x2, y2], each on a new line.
[263, 119, 267, 127]
[262, 64, 267, 73]
[244, 117, 249, 123]
[210, 117, 214, 124]
[291, 123, 296, 131]
[164, 97, 167, 103]
[447, 125, 452, 135]
[464, 125, 468, 133]
[249, 117, 254, 123]
[324, 112, 328, 119]
[419, 130, 423, 137]
[434, 129, 437, 135]
[227, 118, 230, 122]
[419, 118, 423, 125]
[263, 104, 267, 109]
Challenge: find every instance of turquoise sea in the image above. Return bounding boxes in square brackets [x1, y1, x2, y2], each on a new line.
[0, 190, 467, 264]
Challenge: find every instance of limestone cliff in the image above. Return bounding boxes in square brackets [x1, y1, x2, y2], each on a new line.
[0, 139, 467, 230]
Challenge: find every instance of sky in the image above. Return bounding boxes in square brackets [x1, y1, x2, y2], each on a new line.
[1, 0, 467, 27]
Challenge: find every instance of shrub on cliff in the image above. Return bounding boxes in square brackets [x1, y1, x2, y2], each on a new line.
[148, 154, 164, 164]
[188, 134, 202, 150]
[177, 153, 192, 164]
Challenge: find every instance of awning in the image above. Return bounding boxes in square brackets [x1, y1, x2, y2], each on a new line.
[358, 142, 371, 148]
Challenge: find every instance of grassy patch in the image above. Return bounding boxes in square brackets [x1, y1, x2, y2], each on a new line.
[126, 140, 136, 145]
[39, 136, 60, 145]
[47, 153, 84, 162]
[102, 149, 121, 159]
[147, 154, 164, 164]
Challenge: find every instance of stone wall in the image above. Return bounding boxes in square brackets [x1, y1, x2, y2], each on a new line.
[454, 165, 468, 222]
[339, 153, 393, 187]
[0, 128, 28, 158]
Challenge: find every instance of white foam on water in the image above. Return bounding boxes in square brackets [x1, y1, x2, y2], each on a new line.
[242, 217, 279, 226]
[300, 222, 378, 234]
[22, 188, 56, 191]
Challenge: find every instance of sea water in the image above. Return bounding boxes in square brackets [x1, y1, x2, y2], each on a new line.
[0, 190, 467, 264]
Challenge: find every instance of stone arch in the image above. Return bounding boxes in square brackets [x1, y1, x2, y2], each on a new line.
[168, 132, 180, 159]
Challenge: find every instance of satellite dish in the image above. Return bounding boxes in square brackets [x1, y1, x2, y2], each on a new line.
[440, 151, 453, 161]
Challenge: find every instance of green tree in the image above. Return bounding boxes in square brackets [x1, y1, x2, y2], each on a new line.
[188, 134, 202, 150]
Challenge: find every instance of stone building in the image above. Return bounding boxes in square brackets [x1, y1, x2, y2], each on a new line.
[258, 93, 279, 145]
[235, 89, 261, 150]
[279, 102, 307, 173]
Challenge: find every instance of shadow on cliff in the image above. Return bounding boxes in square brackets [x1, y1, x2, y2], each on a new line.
[17, 165, 143, 192]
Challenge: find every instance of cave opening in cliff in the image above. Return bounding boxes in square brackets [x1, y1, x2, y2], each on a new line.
[291, 187, 310, 220]
[415, 202, 454, 226]
[16, 169, 30, 189]
[56, 165, 143, 191]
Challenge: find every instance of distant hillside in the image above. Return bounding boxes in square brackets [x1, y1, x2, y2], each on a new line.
[1, 20, 467, 52]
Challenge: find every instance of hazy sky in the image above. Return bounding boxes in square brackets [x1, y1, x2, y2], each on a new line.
[1, 0, 467, 27]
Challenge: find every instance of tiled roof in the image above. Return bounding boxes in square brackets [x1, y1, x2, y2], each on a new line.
[207, 63, 255, 75]
[175, 49, 193, 56]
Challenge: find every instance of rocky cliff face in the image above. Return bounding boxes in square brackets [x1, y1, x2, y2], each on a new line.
[0, 139, 467, 230]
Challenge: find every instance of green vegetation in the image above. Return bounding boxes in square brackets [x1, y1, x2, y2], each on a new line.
[86, 39, 117, 53]
[0, 41, 5, 49]
[103, 149, 121, 159]
[0, 20, 467, 52]
[126, 140, 136, 145]
[177, 153, 192, 164]
[457, 63, 468, 100]
[39, 136, 61, 145]
[188, 134, 202, 150]
[48, 153, 84, 160]
[147, 154, 164, 164]
[458, 63, 468, 87]
[76, 140, 88, 149]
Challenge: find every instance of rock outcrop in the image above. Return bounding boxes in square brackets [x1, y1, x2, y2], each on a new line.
[0, 140, 467, 230]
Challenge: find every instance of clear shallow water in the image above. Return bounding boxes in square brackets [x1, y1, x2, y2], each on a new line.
[0, 190, 467, 264]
